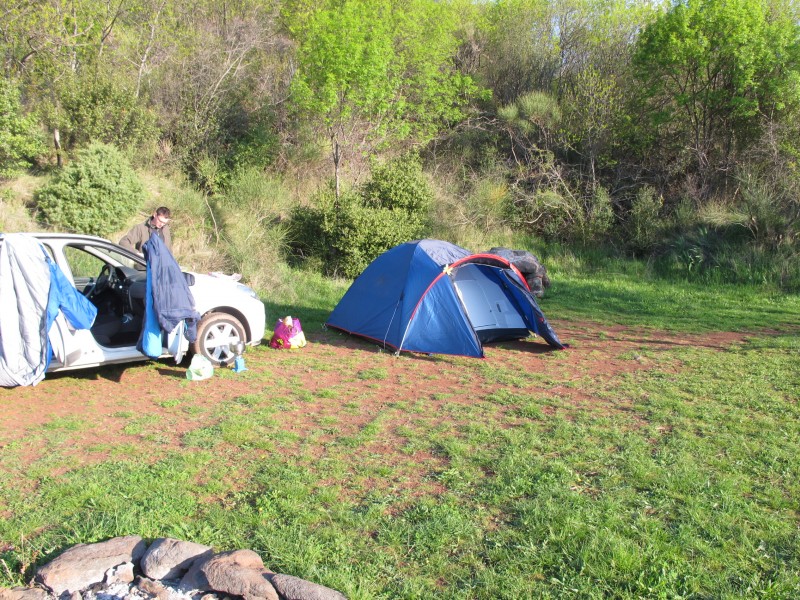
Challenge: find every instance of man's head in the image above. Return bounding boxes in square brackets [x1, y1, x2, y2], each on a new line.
[152, 207, 171, 229]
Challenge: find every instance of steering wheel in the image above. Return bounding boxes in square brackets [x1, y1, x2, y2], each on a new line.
[85, 264, 115, 298]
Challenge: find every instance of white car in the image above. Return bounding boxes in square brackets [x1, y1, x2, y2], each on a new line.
[0, 233, 266, 372]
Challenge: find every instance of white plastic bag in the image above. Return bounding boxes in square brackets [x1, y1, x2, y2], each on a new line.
[186, 354, 213, 380]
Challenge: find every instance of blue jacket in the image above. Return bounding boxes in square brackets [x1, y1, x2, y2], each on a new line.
[141, 234, 200, 342]
[46, 256, 97, 334]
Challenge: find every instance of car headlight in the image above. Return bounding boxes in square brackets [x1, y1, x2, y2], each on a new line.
[236, 283, 258, 299]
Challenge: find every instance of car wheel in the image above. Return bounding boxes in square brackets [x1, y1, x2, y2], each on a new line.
[192, 312, 246, 366]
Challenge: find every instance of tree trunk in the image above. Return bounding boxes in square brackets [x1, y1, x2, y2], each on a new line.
[332, 135, 341, 210]
[54, 129, 62, 167]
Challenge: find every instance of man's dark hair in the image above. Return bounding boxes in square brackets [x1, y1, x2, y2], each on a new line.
[155, 206, 171, 218]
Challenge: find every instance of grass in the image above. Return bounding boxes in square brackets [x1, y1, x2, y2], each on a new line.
[1, 264, 799, 598]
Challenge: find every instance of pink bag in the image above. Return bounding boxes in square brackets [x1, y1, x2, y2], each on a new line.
[270, 316, 307, 349]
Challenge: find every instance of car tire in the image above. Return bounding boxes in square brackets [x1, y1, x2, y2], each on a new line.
[192, 312, 246, 366]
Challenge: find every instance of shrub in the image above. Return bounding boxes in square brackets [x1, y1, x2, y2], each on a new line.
[0, 79, 47, 179]
[49, 75, 159, 151]
[516, 189, 581, 240]
[737, 171, 800, 248]
[289, 156, 433, 277]
[35, 143, 145, 237]
[582, 186, 615, 243]
[289, 187, 425, 278]
[362, 154, 434, 214]
[626, 185, 664, 253]
[327, 200, 424, 277]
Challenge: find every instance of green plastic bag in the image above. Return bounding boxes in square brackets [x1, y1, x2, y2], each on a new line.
[186, 354, 213, 381]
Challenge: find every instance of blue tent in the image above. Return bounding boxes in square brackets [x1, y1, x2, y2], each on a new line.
[326, 239, 565, 358]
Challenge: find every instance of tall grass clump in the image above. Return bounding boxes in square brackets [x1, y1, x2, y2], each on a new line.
[0, 175, 44, 232]
[646, 173, 800, 290]
[214, 168, 294, 292]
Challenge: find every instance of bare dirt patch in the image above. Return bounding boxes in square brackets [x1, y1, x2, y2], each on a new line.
[0, 321, 751, 475]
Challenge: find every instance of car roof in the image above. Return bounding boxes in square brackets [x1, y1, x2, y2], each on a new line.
[0, 232, 110, 243]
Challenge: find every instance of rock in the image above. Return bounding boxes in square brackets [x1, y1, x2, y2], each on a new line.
[134, 576, 173, 600]
[180, 550, 278, 600]
[0, 587, 51, 600]
[269, 574, 347, 600]
[104, 562, 135, 586]
[35, 535, 147, 595]
[141, 538, 213, 581]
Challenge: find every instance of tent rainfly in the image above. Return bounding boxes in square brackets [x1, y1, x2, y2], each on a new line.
[325, 239, 565, 358]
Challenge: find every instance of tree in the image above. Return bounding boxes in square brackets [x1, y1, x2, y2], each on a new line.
[290, 0, 481, 202]
[632, 0, 800, 197]
[480, 0, 560, 104]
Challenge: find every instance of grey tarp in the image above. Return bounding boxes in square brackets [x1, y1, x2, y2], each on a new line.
[0, 234, 52, 387]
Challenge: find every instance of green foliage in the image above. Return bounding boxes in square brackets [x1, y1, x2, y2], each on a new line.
[0, 79, 47, 179]
[481, 0, 559, 103]
[193, 154, 227, 196]
[560, 65, 624, 180]
[223, 117, 280, 174]
[289, 154, 433, 277]
[290, 0, 482, 188]
[584, 186, 615, 242]
[50, 75, 159, 151]
[497, 91, 561, 166]
[736, 170, 800, 247]
[330, 200, 424, 277]
[34, 143, 145, 236]
[626, 185, 664, 253]
[462, 178, 512, 233]
[289, 188, 425, 278]
[632, 0, 800, 188]
[361, 154, 433, 213]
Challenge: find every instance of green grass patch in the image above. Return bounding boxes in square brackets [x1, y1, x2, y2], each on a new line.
[1, 266, 799, 598]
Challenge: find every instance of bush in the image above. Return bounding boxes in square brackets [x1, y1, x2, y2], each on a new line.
[328, 200, 424, 277]
[626, 185, 664, 253]
[289, 156, 433, 277]
[289, 188, 425, 278]
[362, 154, 434, 214]
[0, 79, 47, 179]
[582, 186, 614, 243]
[52, 75, 159, 151]
[516, 189, 582, 240]
[736, 171, 800, 248]
[35, 143, 145, 237]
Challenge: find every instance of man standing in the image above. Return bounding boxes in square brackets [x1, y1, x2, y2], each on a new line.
[120, 207, 172, 254]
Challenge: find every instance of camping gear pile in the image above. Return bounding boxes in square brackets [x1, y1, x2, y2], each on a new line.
[270, 316, 307, 349]
[484, 247, 551, 297]
[326, 239, 563, 358]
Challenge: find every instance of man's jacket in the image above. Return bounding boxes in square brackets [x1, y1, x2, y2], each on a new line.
[140, 234, 200, 349]
[120, 218, 172, 253]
